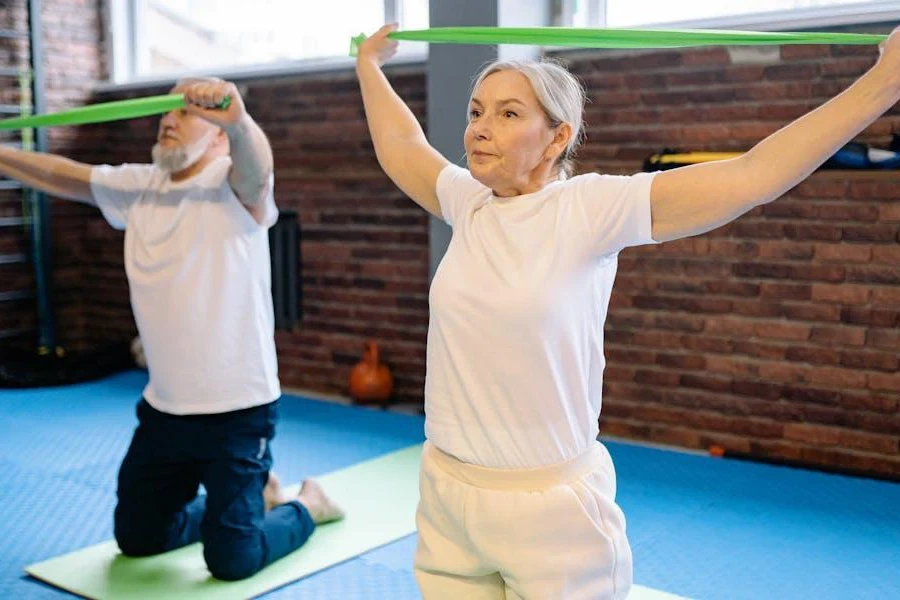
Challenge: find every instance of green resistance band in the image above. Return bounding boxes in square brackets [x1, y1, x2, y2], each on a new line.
[0, 93, 231, 130]
[349, 26, 886, 55]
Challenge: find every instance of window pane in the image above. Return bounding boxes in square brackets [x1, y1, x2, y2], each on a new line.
[607, 0, 878, 27]
[397, 0, 429, 54]
[400, 0, 429, 29]
[138, 0, 428, 78]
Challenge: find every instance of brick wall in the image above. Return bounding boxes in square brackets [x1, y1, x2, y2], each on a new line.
[8, 7, 896, 476]
[0, 0, 105, 351]
[561, 43, 899, 477]
[0, 2, 39, 345]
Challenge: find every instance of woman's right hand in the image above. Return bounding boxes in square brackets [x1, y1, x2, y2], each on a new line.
[356, 23, 400, 67]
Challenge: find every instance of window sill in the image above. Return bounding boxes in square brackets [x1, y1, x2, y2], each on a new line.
[94, 51, 428, 94]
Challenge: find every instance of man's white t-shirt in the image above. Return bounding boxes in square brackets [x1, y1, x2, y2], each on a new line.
[91, 156, 281, 415]
[426, 164, 658, 469]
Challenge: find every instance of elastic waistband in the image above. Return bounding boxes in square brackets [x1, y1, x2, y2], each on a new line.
[423, 441, 611, 492]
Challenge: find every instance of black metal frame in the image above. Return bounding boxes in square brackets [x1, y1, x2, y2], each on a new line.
[0, 2, 44, 344]
[269, 210, 301, 330]
[27, 0, 57, 352]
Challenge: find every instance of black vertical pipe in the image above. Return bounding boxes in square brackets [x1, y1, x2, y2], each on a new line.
[27, 0, 56, 352]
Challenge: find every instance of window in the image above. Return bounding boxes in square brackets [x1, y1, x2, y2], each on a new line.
[553, 0, 900, 29]
[110, 0, 429, 83]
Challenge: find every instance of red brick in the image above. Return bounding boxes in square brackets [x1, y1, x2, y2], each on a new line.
[820, 204, 880, 222]
[811, 284, 871, 305]
[784, 423, 841, 446]
[780, 45, 832, 60]
[634, 369, 682, 386]
[632, 330, 684, 349]
[704, 317, 757, 337]
[880, 202, 900, 221]
[840, 350, 899, 373]
[849, 181, 900, 200]
[848, 413, 900, 436]
[606, 348, 657, 364]
[866, 328, 900, 350]
[732, 340, 786, 361]
[708, 240, 759, 257]
[705, 281, 760, 297]
[814, 243, 872, 263]
[765, 63, 821, 80]
[651, 314, 706, 332]
[780, 303, 842, 323]
[786, 346, 840, 366]
[604, 365, 637, 382]
[869, 372, 900, 393]
[802, 406, 848, 428]
[730, 380, 784, 400]
[656, 353, 707, 370]
[757, 362, 808, 384]
[706, 357, 760, 378]
[682, 335, 735, 354]
[757, 241, 814, 260]
[837, 430, 899, 454]
[840, 391, 897, 413]
[809, 365, 867, 388]
[733, 262, 845, 283]
[753, 321, 811, 342]
[820, 58, 873, 77]
[682, 47, 731, 66]
[782, 223, 846, 241]
[809, 326, 867, 347]
[872, 246, 900, 264]
[762, 203, 820, 220]
[842, 225, 899, 243]
[759, 283, 811, 300]
[633, 295, 733, 314]
[731, 221, 787, 239]
[730, 300, 784, 319]
[794, 178, 849, 199]
[840, 307, 900, 328]
[680, 374, 732, 393]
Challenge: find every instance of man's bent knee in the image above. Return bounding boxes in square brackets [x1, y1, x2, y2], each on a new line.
[204, 543, 265, 581]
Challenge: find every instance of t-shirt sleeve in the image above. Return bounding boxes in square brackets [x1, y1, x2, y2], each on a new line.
[435, 163, 488, 227]
[89, 163, 157, 230]
[258, 172, 278, 229]
[573, 171, 659, 257]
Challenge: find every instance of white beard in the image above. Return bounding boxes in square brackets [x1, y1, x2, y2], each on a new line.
[151, 129, 217, 173]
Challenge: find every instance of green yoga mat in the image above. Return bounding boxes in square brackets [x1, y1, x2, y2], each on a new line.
[349, 26, 886, 55]
[25, 444, 422, 600]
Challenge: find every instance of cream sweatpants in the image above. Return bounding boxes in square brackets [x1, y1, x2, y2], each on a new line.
[414, 440, 632, 600]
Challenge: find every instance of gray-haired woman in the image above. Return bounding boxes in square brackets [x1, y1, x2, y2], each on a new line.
[355, 23, 900, 599]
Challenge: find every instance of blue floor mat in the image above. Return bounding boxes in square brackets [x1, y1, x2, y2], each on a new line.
[612, 444, 900, 600]
[1, 370, 898, 600]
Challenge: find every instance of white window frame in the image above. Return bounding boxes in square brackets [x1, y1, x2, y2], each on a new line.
[553, 0, 900, 30]
[103, 0, 427, 90]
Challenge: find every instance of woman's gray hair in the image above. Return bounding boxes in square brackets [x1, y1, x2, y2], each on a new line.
[471, 58, 586, 178]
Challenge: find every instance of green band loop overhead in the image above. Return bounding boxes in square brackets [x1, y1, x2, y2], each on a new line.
[349, 26, 886, 56]
[0, 93, 231, 130]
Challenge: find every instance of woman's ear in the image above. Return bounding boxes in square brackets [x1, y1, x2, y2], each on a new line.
[546, 122, 573, 162]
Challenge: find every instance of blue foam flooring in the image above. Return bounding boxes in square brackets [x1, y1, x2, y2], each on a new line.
[1, 370, 898, 599]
